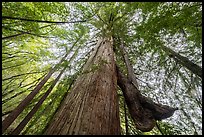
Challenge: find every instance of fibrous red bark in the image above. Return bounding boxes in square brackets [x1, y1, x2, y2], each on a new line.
[44, 37, 121, 135]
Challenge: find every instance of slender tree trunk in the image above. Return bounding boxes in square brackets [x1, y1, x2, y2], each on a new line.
[3, 73, 45, 99]
[22, 76, 75, 135]
[2, 52, 67, 133]
[2, 68, 56, 133]
[119, 39, 139, 89]
[41, 77, 74, 134]
[10, 37, 82, 135]
[11, 66, 67, 135]
[161, 45, 202, 78]
[2, 74, 46, 104]
[2, 38, 81, 133]
[44, 37, 121, 135]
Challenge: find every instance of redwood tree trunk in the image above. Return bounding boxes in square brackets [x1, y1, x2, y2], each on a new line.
[44, 37, 121, 135]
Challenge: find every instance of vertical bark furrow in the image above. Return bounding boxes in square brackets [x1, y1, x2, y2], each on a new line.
[58, 76, 88, 134]
[66, 73, 94, 135]
[79, 75, 98, 134]
[87, 75, 100, 134]
[83, 39, 103, 72]
[73, 89, 90, 134]
[46, 76, 85, 134]
[63, 88, 86, 134]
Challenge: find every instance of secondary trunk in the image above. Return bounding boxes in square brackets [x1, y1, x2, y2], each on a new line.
[116, 41, 178, 132]
[116, 65, 178, 132]
[44, 37, 121, 135]
[119, 39, 139, 89]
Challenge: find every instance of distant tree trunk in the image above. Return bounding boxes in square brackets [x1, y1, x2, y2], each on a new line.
[2, 67, 57, 133]
[161, 45, 202, 78]
[2, 38, 81, 133]
[11, 66, 67, 135]
[2, 44, 74, 133]
[44, 37, 121, 135]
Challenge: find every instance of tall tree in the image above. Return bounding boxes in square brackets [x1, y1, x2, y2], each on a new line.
[2, 2, 202, 135]
[44, 37, 121, 135]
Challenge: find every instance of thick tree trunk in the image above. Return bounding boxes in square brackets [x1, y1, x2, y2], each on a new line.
[44, 37, 121, 135]
[161, 45, 202, 78]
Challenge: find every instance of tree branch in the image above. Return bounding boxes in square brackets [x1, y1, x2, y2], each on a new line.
[2, 33, 25, 40]
[2, 16, 86, 24]
[2, 24, 56, 40]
